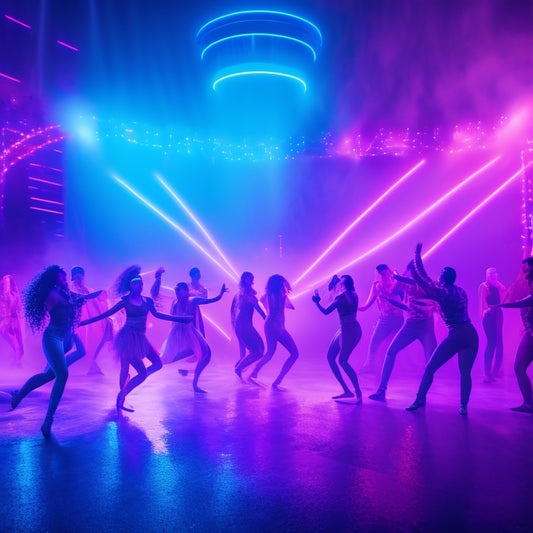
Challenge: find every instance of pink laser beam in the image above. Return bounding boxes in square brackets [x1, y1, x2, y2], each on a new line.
[4, 15, 31, 29]
[293, 160, 425, 286]
[294, 156, 501, 297]
[0, 72, 21, 83]
[156, 173, 240, 278]
[57, 40, 79, 52]
[112, 174, 239, 282]
[423, 164, 532, 258]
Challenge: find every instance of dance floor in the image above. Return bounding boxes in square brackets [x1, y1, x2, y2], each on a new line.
[1, 360, 532, 533]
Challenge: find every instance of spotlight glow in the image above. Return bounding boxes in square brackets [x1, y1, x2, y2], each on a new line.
[156, 174, 240, 279]
[197, 10, 323, 43]
[293, 160, 426, 287]
[295, 156, 501, 296]
[112, 174, 239, 282]
[213, 70, 307, 91]
[423, 163, 532, 258]
[201, 33, 317, 61]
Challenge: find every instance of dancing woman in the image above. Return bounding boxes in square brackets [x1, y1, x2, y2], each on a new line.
[11, 266, 100, 437]
[359, 264, 405, 373]
[479, 268, 506, 382]
[312, 275, 362, 402]
[250, 275, 299, 389]
[151, 270, 227, 392]
[495, 257, 533, 412]
[406, 244, 478, 415]
[369, 265, 437, 401]
[233, 272, 266, 380]
[80, 266, 192, 410]
[0, 274, 24, 366]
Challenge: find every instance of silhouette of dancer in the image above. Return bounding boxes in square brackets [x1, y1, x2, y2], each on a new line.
[250, 275, 299, 389]
[0, 274, 24, 366]
[406, 244, 478, 416]
[313, 275, 362, 402]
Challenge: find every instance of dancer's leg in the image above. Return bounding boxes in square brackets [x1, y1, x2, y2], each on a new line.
[272, 329, 299, 388]
[513, 334, 533, 407]
[337, 322, 362, 400]
[327, 331, 351, 397]
[235, 327, 264, 376]
[250, 323, 278, 379]
[483, 312, 497, 380]
[363, 316, 403, 371]
[192, 334, 211, 393]
[493, 310, 504, 377]
[420, 319, 438, 363]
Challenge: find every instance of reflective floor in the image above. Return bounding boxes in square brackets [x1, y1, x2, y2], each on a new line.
[1, 359, 532, 533]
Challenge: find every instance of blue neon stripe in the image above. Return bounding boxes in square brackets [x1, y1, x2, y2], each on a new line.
[201, 33, 317, 61]
[197, 10, 322, 43]
[212, 70, 307, 92]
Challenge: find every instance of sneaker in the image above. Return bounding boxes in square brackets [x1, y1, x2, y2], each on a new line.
[406, 398, 426, 411]
[510, 403, 533, 413]
[369, 390, 386, 402]
[458, 404, 468, 416]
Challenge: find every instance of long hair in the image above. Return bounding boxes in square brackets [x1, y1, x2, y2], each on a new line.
[266, 274, 291, 296]
[23, 265, 65, 332]
[341, 275, 355, 292]
[239, 272, 256, 295]
[114, 265, 141, 296]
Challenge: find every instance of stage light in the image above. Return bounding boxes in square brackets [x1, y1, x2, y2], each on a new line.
[29, 206, 63, 215]
[112, 174, 239, 282]
[213, 69, 307, 91]
[423, 163, 532, 258]
[295, 156, 501, 296]
[293, 160, 425, 287]
[4, 14, 31, 29]
[57, 40, 78, 52]
[156, 174, 240, 279]
[201, 33, 317, 61]
[0, 72, 21, 83]
[29, 198, 64, 206]
[197, 10, 322, 43]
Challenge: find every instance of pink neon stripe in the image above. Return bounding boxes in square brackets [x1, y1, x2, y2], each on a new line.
[29, 177, 62, 187]
[0, 72, 21, 83]
[295, 156, 501, 297]
[423, 164, 532, 258]
[293, 159, 425, 286]
[57, 40, 79, 52]
[30, 197, 64, 206]
[29, 206, 64, 215]
[4, 14, 31, 29]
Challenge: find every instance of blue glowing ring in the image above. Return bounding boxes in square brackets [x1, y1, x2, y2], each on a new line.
[213, 70, 307, 92]
[201, 33, 317, 61]
[197, 10, 322, 44]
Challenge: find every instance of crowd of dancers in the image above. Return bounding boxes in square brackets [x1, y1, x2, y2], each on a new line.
[3, 243, 533, 438]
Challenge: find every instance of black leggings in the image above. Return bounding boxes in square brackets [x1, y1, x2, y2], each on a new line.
[482, 309, 503, 378]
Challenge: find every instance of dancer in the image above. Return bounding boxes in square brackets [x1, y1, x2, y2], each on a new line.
[189, 267, 208, 337]
[10, 266, 100, 437]
[0, 274, 24, 366]
[233, 272, 266, 381]
[151, 271, 227, 393]
[250, 275, 299, 389]
[369, 265, 437, 401]
[479, 268, 506, 382]
[495, 257, 533, 412]
[312, 274, 362, 402]
[80, 266, 192, 410]
[359, 264, 405, 373]
[406, 244, 479, 416]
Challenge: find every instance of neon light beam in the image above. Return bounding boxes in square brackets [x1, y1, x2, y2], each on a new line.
[201, 33, 317, 61]
[112, 174, 239, 282]
[213, 71, 306, 91]
[423, 164, 532, 258]
[0, 72, 21, 83]
[294, 155, 501, 297]
[4, 15, 31, 29]
[156, 174, 240, 279]
[293, 159, 425, 287]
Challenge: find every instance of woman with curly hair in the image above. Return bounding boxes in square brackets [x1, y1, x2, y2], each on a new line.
[233, 272, 266, 381]
[313, 275, 363, 402]
[11, 266, 100, 437]
[0, 274, 24, 366]
[80, 266, 192, 411]
[250, 274, 299, 389]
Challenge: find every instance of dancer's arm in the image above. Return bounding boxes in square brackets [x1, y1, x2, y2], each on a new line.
[393, 273, 416, 286]
[381, 295, 409, 312]
[358, 282, 377, 311]
[147, 298, 193, 322]
[150, 267, 165, 300]
[285, 296, 295, 310]
[497, 295, 533, 309]
[479, 283, 489, 317]
[312, 291, 338, 315]
[409, 244, 443, 300]
[254, 303, 267, 319]
[194, 284, 228, 305]
[80, 300, 126, 326]
[72, 290, 103, 303]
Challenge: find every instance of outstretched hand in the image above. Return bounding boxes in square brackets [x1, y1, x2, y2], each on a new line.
[155, 267, 165, 279]
[415, 243, 423, 255]
[312, 290, 321, 304]
[220, 283, 229, 296]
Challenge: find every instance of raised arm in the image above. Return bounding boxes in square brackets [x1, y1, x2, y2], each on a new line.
[409, 244, 444, 300]
[80, 300, 125, 326]
[312, 291, 338, 315]
[147, 298, 193, 322]
[358, 282, 378, 312]
[194, 284, 228, 305]
[150, 267, 165, 300]
[254, 303, 267, 320]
